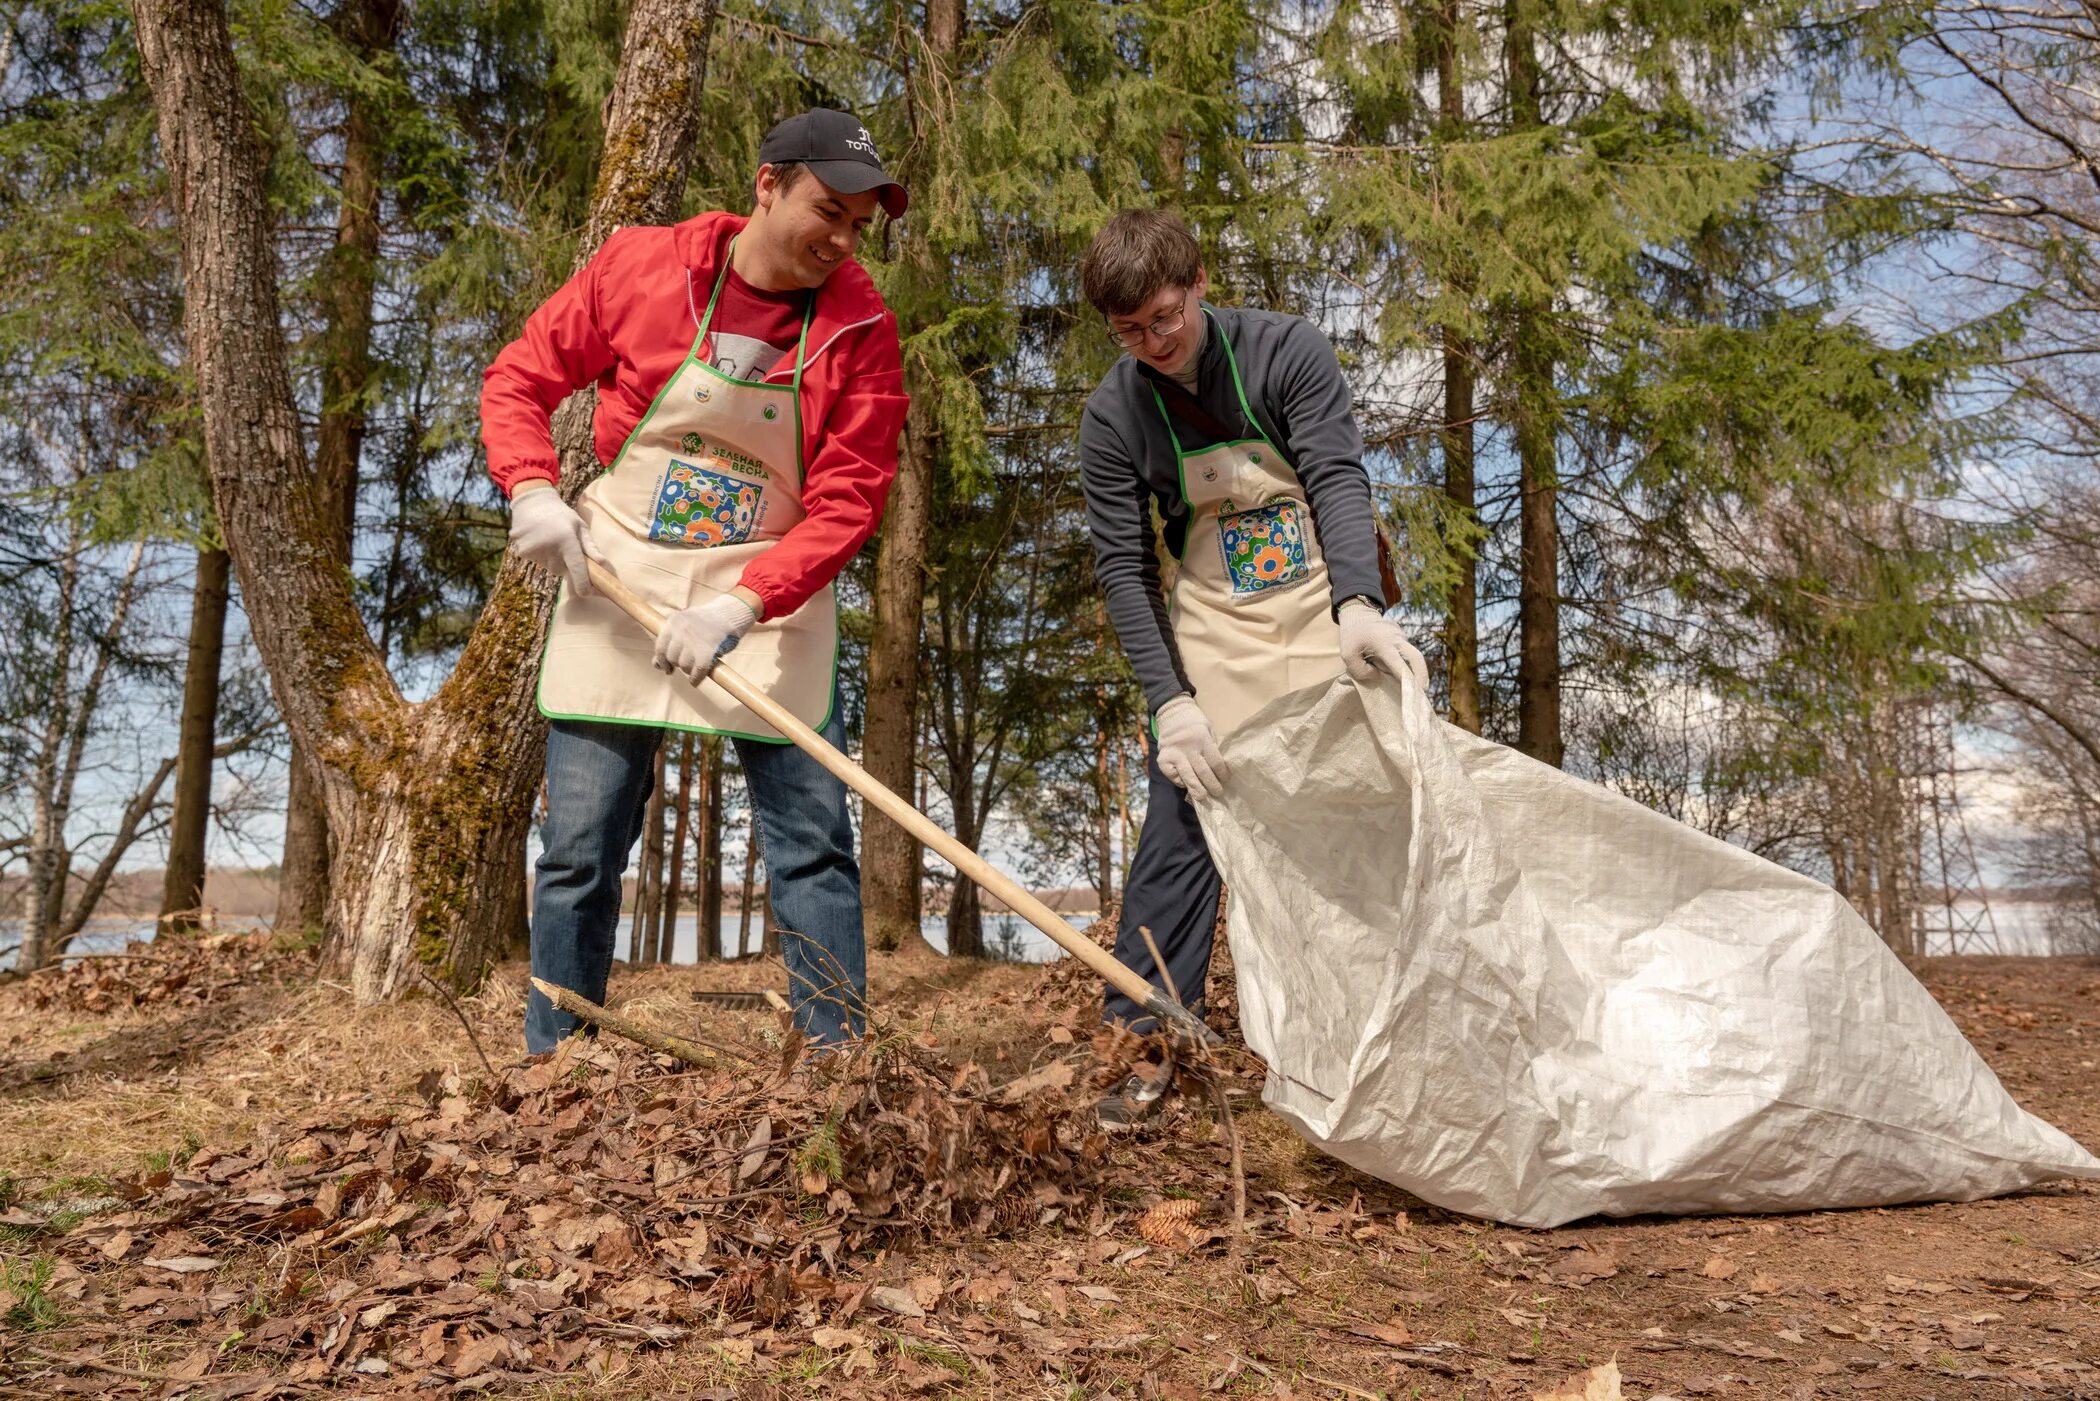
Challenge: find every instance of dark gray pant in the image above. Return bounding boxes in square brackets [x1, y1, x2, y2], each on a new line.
[1102, 736, 1223, 1033]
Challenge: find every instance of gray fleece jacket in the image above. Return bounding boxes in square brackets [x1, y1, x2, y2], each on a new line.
[1078, 302, 1386, 715]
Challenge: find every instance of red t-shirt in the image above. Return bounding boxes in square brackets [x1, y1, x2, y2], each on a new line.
[701, 268, 808, 382]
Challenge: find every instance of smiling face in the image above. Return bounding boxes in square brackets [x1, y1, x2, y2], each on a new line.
[746, 165, 880, 290]
[1107, 265, 1209, 376]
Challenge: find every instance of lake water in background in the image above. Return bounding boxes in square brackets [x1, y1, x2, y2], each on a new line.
[2, 899, 2086, 973]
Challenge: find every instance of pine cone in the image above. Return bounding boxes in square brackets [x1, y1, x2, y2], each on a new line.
[1137, 1197, 1204, 1250]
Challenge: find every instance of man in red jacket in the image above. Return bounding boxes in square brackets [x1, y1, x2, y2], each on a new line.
[482, 110, 908, 1053]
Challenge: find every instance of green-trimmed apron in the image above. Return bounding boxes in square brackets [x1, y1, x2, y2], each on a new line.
[538, 247, 836, 742]
[1155, 311, 1343, 738]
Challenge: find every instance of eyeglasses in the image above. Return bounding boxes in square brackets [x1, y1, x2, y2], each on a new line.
[1105, 294, 1191, 349]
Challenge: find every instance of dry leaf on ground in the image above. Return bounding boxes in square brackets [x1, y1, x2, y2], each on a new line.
[1532, 1358, 1622, 1401]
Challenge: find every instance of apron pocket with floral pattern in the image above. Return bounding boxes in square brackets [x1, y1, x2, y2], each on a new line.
[651, 458, 760, 547]
[1218, 498, 1310, 595]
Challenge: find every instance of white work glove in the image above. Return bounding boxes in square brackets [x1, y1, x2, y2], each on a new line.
[508, 484, 606, 596]
[1154, 694, 1228, 801]
[1338, 597, 1429, 692]
[653, 594, 759, 685]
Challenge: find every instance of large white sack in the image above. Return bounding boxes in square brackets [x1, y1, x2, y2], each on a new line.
[1197, 676, 2100, 1228]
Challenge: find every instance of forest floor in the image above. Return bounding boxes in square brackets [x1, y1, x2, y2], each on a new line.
[0, 924, 2092, 1401]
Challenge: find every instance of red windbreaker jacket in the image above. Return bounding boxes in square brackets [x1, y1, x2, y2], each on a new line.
[481, 210, 907, 620]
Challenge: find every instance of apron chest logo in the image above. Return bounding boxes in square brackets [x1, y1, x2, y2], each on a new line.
[651, 458, 760, 547]
[1218, 498, 1310, 595]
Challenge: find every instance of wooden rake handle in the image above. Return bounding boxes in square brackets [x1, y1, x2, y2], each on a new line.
[581, 561, 1214, 1047]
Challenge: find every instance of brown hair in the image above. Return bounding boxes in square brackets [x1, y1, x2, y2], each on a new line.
[1079, 209, 1202, 317]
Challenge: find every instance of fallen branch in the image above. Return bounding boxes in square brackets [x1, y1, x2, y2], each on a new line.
[530, 977, 717, 1068]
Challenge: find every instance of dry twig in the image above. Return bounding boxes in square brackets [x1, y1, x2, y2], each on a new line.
[529, 977, 717, 1068]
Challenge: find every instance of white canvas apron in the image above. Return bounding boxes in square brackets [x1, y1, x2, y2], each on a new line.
[1158, 313, 1343, 737]
[538, 246, 836, 741]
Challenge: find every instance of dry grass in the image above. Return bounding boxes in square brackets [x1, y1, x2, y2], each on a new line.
[0, 942, 1042, 1183]
[6, 941, 2089, 1399]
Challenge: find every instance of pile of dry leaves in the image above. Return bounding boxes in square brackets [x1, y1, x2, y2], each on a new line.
[1025, 898, 1243, 1044]
[7, 1024, 1113, 1394]
[18, 930, 313, 1015]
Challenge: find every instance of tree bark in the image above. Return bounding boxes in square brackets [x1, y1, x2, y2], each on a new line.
[160, 545, 231, 931]
[277, 0, 403, 939]
[1506, 0, 1561, 767]
[130, 0, 719, 998]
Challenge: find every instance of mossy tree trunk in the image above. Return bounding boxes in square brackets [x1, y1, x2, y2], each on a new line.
[131, 0, 719, 999]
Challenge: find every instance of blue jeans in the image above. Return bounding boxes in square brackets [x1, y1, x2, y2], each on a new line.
[525, 705, 868, 1053]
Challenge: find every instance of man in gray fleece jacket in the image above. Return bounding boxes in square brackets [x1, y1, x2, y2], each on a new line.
[1077, 209, 1428, 1125]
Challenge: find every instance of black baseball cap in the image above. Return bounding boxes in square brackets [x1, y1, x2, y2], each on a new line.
[757, 108, 908, 219]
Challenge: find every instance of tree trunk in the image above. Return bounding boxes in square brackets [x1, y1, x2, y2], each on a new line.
[1093, 696, 1115, 908]
[278, 0, 403, 940]
[863, 398, 935, 952]
[631, 741, 667, 964]
[131, 0, 720, 998]
[24, 536, 149, 969]
[1505, 0, 1561, 767]
[945, 774, 984, 958]
[760, 868, 779, 959]
[1441, 335, 1480, 734]
[1435, 0, 1480, 735]
[699, 738, 723, 959]
[280, 0, 394, 930]
[661, 734, 696, 963]
[160, 545, 231, 931]
[1513, 325, 1560, 767]
[737, 820, 759, 957]
[21, 522, 80, 972]
[277, 759, 330, 934]
[863, 0, 961, 954]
